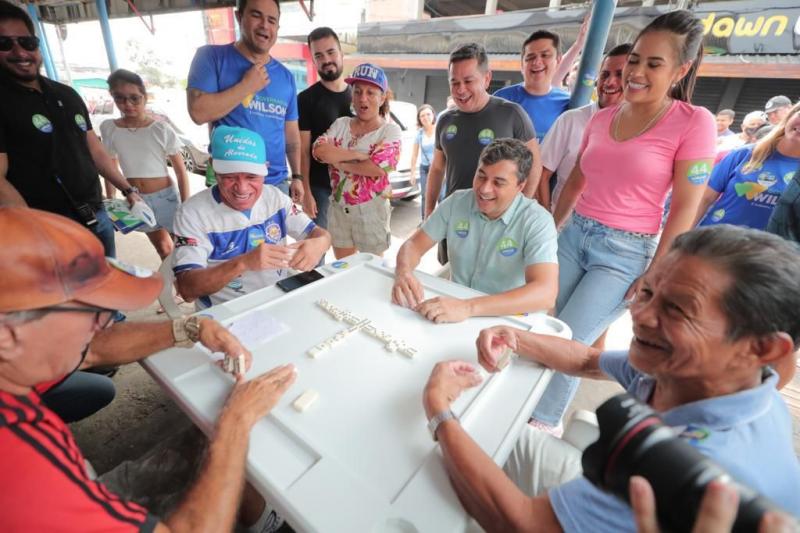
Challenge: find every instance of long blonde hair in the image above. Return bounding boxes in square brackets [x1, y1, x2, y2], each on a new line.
[742, 102, 800, 174]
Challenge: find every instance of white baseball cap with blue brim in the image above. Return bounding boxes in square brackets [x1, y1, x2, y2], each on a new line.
[211, 125, 269, 176]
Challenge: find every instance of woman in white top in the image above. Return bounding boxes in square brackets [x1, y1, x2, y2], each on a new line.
[100, 69, 190, 259]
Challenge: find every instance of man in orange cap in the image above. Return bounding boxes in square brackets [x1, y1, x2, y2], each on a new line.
[0, 206, 297, 532]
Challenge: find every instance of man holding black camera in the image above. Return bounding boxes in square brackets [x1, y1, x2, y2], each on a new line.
[0, 0, 141, 258]
[422, 225, 800, 531]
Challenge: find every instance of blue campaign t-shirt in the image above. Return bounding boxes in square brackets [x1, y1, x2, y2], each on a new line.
[549, 352, 800, 532]
[493, 84, 569, 142]
[188, 44, 299, 186]
[699, 145, 799, 230]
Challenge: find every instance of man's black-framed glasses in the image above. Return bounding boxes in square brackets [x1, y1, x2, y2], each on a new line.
[35, 305, 116, 329]
[0, 35, 40, 52]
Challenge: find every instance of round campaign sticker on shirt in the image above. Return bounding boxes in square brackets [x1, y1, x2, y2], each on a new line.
[784, 171, 796, 185]
[581, 71, 596, 87]
[711, 208, 725, 222]
[679, 425, 711, 444]
[331, 260, 349, 269]
[227, 278, 244, 292]
[445, 124, 458, 141]
[107, 257, 154, 278]
[497, 237, 519, 257]
[757, 171, 778, 190]
[455, 220, 470, 238]
[32, 113, 53, 133]
[687, 162, 711, 185]
[477, 128, 495, 146]
[74, 114, 88, 131]
[247, 226, 266, 248]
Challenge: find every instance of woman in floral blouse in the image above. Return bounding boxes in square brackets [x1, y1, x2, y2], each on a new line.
[313, 63, 401, 258]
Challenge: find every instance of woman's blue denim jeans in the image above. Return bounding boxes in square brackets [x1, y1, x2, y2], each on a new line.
[532, 212, 657, 425]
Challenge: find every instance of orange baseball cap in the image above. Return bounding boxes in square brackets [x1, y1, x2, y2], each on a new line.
[0, 207, 163, 312]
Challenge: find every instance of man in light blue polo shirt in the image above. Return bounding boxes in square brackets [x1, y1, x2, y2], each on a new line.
[392, 138, 558, 323]
[420, 225, 800, 531]
[186, 0, 304, 202]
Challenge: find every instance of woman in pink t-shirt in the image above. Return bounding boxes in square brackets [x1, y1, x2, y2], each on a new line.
[532, 11, 717, 431]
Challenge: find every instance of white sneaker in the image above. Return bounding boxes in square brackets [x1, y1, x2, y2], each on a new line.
[528, 418, 564, 438]
[248, 505, 284, 533]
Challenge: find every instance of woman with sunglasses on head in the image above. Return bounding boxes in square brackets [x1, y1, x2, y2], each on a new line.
[535, 11, 717, 433]
[100, 69, 190, 259]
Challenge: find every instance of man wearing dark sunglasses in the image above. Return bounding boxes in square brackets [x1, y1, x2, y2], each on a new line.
[0, 0, 142, 259]
[0, 206, 298, 532]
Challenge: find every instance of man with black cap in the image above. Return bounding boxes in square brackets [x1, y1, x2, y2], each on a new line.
[765, 95, 793, 125]
[0, 206, 297, 531]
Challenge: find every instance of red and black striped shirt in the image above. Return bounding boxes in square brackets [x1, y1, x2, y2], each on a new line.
[0, 389, 157, 532]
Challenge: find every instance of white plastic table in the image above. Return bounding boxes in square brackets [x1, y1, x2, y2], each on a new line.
[142, 253, 571, 533]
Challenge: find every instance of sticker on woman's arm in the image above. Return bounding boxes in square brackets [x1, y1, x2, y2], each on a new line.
[687, 162, 711, 185]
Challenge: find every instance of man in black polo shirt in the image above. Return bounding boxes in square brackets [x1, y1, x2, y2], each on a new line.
[0, 0, 141, 258]
[298, 26, 352, 231]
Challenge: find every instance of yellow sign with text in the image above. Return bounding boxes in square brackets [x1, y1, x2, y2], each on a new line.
[700, 12, 789, 38]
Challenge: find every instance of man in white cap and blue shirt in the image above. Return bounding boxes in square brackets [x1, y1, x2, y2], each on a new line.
[173, 125, 331, 309]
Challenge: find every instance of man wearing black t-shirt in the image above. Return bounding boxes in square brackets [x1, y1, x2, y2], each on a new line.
[298, 26, 352, 231]
[0, 1, 141, 258]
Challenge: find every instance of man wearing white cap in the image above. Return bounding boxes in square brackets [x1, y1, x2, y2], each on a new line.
[174, 125, 330, 309]
[0, 206, 297, 531]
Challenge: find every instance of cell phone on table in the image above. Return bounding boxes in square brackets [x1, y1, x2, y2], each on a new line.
[276, 269, 325, 292]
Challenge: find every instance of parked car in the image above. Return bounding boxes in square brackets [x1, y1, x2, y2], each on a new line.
[88, 97, 210, 175]
[387, 100, 421, 201]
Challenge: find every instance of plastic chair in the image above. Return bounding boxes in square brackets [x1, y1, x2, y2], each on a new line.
[561, 410, 600, 452]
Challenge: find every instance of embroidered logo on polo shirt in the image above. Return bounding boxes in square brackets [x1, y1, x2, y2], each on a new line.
[497, 237, 519, 257]
[265, 222, 282, 244]
[710, 208, 725, 222]
[32, 114, 53, 133]
[478, 128, 495, 146]
[175, 235, 198, 247]
[74, 114, 87, 131]
[445, 124, 458, 141]
[784, 171, 796, 185]
[687, 162, 710, 185]
[454, 220, 469, 238]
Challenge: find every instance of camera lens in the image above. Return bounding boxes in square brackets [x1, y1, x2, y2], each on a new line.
[582, 393, 778, 532]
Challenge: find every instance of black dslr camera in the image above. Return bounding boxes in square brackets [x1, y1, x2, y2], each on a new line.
[582, 393, 780, 532]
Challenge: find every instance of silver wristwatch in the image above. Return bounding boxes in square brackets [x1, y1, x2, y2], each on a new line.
[172, 315, 201, 348]
[427, 409, 458, 441]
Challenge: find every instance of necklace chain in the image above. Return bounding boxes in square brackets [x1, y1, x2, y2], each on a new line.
[614, 100, 671, 141]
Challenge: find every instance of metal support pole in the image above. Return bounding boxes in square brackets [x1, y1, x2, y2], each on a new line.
[26, 3, 58, 80]
[484, 0, 498, 16]
[55, 25, 73, 86]
[568, 0, 618, 109]
[95, 0, 118, 71]
[415, 0, 425, 19]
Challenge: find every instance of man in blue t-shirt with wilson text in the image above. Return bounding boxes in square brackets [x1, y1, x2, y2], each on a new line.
[187, 0, 304, 203]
